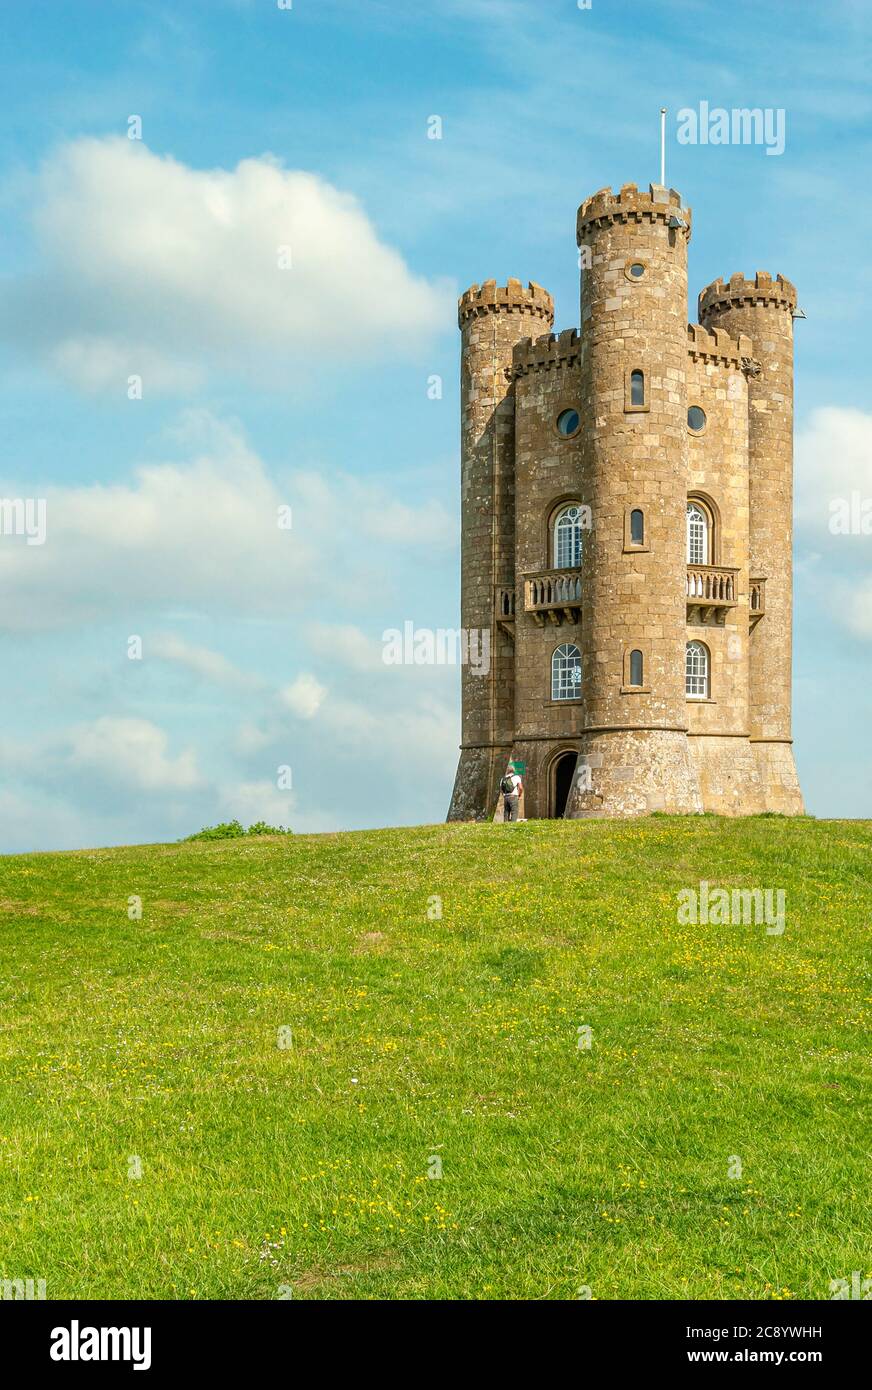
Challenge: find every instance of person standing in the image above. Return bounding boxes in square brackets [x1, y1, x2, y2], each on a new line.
[500, 767, 523, 822]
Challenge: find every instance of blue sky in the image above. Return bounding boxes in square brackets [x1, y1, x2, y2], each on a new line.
[0, 0, 870, 851]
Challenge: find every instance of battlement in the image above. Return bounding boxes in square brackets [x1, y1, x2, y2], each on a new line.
[687, 322, 755, 368]
[512, 328, 580, 378]
[576, 182, 691, 244]
[699, 272, 797, 320]
[458, 278, 553, 329]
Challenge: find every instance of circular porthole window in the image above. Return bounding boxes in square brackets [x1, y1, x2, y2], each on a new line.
[556, 408, 580, 437]
[687, 405, 707, 433]
[629, 263, 645, 278]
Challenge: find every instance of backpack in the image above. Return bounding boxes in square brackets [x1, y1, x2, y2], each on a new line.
[500, 775, 515, 795]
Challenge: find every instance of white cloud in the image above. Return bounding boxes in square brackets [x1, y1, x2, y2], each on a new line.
[235, 720, 273, 755]
[306, 622, 385, 672]
[315, 690, 457, 778]
[67, 716, 203, 791]
[151, 633, 263, 692]
[795, 407, 872, 529]
[279, 673, 326, 719]
[0, 412, 305, 629]
[795, 407, 872, 639]
[358, 497, 456, 549]
[217, 779, 295, 828]
[7, 136, 453, 392]
[838, 578, 872, 639]
[0, 411, 456, 632]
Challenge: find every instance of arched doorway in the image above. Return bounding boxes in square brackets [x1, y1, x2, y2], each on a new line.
[551, 751, 577, 818]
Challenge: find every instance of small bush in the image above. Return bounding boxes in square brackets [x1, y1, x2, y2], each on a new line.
[185, 819, 292, 842]
[246, 820, 293, 837]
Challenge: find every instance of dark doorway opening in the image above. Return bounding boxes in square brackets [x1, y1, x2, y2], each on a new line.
[553, 752, 576, 818]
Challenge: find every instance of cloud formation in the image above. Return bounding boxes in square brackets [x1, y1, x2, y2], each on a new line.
[0, 411, 455, 631]
[794, 407, 872, 639]
[5, 136, 453, 393]
[67, 716, 203, 792]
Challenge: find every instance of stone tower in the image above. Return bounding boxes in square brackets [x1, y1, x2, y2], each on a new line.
[569, 183, 702, 815]
[448, 278, 553, 819]
[698, 274, 804, 813]
[447, 182, 804, 822]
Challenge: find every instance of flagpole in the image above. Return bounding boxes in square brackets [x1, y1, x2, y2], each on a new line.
[660, 107, 667, 185]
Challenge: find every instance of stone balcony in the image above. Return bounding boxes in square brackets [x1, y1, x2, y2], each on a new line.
[500, 564, 762, 634]
[686, 564, 738, 625]
[523, 567, 582, 626]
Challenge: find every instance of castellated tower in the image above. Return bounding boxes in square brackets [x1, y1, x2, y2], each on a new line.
[698, 274, 804, 814]
[447, 183, 804, 822]
[567, 184, 702, 815]
[448, 279, 554, 820]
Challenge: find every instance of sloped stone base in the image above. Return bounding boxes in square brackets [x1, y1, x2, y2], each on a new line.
[688, 735, 765, 815]
[564, 728, 703, 818]
[752, 740, 805, 815]
[447, 745, 509, 821]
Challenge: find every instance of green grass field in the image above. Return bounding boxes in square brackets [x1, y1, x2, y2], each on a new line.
[0, 815, 868, 1300]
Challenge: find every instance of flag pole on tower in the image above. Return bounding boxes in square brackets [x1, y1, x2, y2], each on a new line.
[660, 107, 667, 185]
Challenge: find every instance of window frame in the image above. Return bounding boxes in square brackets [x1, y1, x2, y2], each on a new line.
[551, 642, 583, 702]
[553, 503, 585, 570]
[686, 500, 710, 566]
[621, 642, 650, 693]
[623, 504, 649, 553]
[553, 406, 582, 441]
[624, 366, 649, 414]
[685, 640, 710, 700]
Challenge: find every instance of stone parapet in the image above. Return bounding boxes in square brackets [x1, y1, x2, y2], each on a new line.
[699, 272, 796, 320]
[512, 328, 580, 378]
[576, 182, 691, 244]
[458, 278, 553, 330]
[686, 322, 754, 368]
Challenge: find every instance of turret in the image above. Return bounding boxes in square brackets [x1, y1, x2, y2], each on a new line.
[698, 272, 803, 813]
[447, 278, 554, 820]
[567, 183, 702, 815]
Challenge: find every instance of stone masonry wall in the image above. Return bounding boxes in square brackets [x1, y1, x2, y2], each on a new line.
[448, 279, 552, 820]
[699, 274, 803, 813]
[566, 183, 702, 816]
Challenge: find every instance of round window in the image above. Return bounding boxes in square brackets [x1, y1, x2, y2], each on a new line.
[687, 405, 707, 432]
[556, 409, 580, 436]
[629, 263, 645, 278]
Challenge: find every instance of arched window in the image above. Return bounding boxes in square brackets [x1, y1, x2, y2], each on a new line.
[552, 643, 582, 701]
[554, 505, 584, 569]
[629, 649, 644, 687]
[686, 502, 709, 565]
[630, 508, 644, 545]
[630, 370, 645, 407]
[685, 641, 709, 699]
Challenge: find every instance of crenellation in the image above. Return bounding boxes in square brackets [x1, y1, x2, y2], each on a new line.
[686, 322, 754, 366]
[458, 278, 554, 328]
[512, 328, 581, 377]
[699, 272, 797, 319]
[577, 183, 691, 245]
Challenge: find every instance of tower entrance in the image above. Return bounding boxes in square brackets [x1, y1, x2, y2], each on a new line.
[551, 752, 577, 819]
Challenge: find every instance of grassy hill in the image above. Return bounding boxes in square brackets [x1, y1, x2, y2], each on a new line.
[0, 815, 868, 1301]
